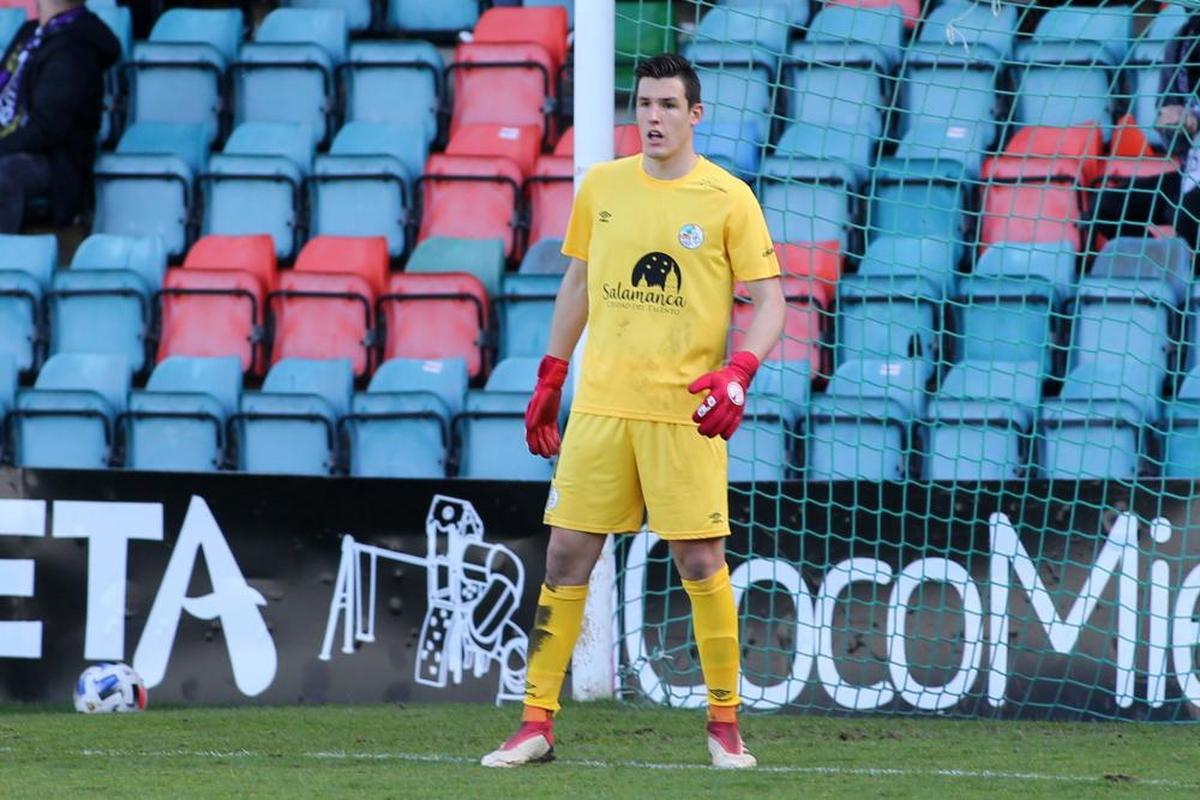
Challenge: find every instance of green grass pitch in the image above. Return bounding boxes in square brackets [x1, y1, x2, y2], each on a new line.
[2, 701, 1199, 798]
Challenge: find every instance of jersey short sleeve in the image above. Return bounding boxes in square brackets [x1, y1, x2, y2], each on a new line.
[562, 169, 594, 262]
[725, 183, 780, 283]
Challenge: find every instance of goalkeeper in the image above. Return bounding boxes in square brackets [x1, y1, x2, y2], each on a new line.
[482, 53, 785, 769]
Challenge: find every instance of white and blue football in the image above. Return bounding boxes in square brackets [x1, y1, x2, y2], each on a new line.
[74, 662, 148, 714]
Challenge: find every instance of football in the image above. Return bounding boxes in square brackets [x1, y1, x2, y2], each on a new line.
[73, 662, 148, 714]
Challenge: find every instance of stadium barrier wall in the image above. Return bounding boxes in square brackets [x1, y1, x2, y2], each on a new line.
[0, 470, 1198, 720]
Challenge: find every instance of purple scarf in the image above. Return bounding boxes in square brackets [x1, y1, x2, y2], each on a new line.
[0, 7, 86, 131]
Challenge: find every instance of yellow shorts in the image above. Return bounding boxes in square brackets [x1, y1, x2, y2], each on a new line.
[543, 411, 730, 540]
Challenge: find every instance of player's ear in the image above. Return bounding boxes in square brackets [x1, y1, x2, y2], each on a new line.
[690, 101, 704, 127]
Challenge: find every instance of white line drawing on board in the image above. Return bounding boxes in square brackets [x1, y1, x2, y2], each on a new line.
[319, 495, 528, 705]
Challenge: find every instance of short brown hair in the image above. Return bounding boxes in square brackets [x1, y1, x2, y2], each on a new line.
[634, 53, 701, 107]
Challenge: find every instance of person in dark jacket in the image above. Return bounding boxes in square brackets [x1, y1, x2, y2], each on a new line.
[1092, 13, 1200, 251]
[0, 0, 120, 232]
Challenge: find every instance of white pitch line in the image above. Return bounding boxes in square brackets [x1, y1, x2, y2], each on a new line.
[61, 747, 1197, 788]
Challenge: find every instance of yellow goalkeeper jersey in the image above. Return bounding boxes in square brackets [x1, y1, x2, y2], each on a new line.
[562, 154, 780, 424]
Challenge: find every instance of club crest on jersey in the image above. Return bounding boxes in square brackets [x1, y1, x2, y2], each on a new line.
[678, 223, 704, 250]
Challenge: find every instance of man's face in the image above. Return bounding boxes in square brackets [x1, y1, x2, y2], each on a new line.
[636, 76, 702, 161]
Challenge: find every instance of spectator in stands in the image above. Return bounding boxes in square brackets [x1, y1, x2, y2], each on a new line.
[1092, 13, 1200, 251]
[0, 0, 120, 233]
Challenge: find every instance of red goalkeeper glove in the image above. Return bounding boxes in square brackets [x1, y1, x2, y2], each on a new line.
[525, 355, 569, 457]
[688, 351, 760, 440]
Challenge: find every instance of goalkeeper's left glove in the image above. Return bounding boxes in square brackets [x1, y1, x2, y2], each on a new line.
[688, 351, 760, 440]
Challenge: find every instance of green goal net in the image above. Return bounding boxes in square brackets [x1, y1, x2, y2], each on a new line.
[606, 0, 1200, 720]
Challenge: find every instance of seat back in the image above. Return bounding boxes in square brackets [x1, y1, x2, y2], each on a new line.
[732, 276, 825, 372]
[527, 156, 572, 247]
[369, 357, 467, 418]
[71, 233, 167, 288]
[760, 179, 853, 249]
[458, 391, 552, 479]
[836, 276, 940, 366]
[958, 276, 1056, 371]
[499, 274, 559, 360]
[980, 182, 1082, 252]
[473, 6, 569, 74]
[382, 272, 489, 378]
[0, 233, 57, 288]
[344, 41, 442, 143]
[406, 236, 506, 298]
[449, 42, 554, 139]
[418, 154, 523, 259]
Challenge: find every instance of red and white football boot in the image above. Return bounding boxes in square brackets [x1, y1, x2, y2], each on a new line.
[707, 721, 757, 769]
[480, 720, 555, 768]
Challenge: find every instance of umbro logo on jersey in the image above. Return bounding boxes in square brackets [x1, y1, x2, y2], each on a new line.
[598, 210, 612, 223]
[709, 512, 724, 525]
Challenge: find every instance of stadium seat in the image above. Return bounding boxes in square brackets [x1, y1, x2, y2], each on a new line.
[614, 1, 673, 92]
[448, 42, 556, 142]
[695, 3, 790, 56]
[1163, 365, 1200, 477]
[917, 0, 1018, 61]
[1089, 236, 1192, 307]
[158, 235, 277, 375]
[805, 5, 903, 70]
[1070, 276, 1175, 378]
[311, 121, 425, 258]
[387, 0, 478, 36]
[1032, 5, 1132, 65]
[202, 122, 313, 258]
[380, 272, 490, 379]
[343, 41, 443, 146]
[123, 356, 243, 472]
[345, 357, 468, 478]
[836, 275, 940, 367]
[233, 8, 348, 146]
[782, 43, 887, 157]
[923, 359, 1040, 481]
[89, 2, 131, 145]
[1041, 362, 1157, 480]
[0, 8, 24, 52]
[979, 181, 1083, 253]
[456, 390, 551, 479]
[269, 236, 388, 377]
[731, 276, 826, 374]
[474, 6, 569, 76]
[995, 124, 1105, 188]
[857, 237, 958, 298]
[445, 123, 541, 178]
[888, 122, 989, 182]
[485, 356, 541, 391]
[772, 117, 872, 184]
[405, 237, 506, 299]
[417, 154, 523, 261]
[129, 9, 243, 145]
[807, 358, 931, 481]
[759, 161, 857, 251]
[1014, 42, 1116, 141]
[553, 124, 642, 157]
[47, 235, 166, 375]
[773, 240, 842, 307]
[232, 357, 353, 475]
[519, 238, 570, 275]
[0, 234, 56, 374]
[973, 239, 1077, 303]
[955, 276, 1057, 374]
[498, 274, 559, 360]
[283, 0, 371, 32]
[93, 122, 208, 258]
[897, 45, 1001, 146]
[525, 155, 573, 248]
[12, 353, 131, 469]
[728, 359, 809, 482]
[867, 160, 967, 259]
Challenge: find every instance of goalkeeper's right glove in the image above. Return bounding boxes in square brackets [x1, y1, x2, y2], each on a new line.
[525, 355, 569, 458]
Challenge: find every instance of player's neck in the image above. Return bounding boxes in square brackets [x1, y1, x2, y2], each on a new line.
[641, 148, 699, 181]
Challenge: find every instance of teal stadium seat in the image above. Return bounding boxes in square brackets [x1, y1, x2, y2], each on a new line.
[1070, 276, 1174, 379]
[283, 0, 371, 33]
[499, 274, 560, 360]
[343, 41, 443, 146]
[759, 160, 857, 250]
[13, 353, 131, 469]
[857, 236, 958, 298]
[234, 9, 348, 147]
[457, 390, 551, 480]
[233, 358, 353, 475]
[48, 235, 165, 375]
[836, 274, 941, 367]
[345, 357, 468, 478]
[0, 234, 56, 374]
[519, 238, 569, 275]
[917, 0, 1017, 62]
[728, 359, 809, 482]
[806, 4, 903, 71]
[124, 356, 242, 472]
[1164, 365, 1200, 477]
[973, 240, 1077, 304]
[954, 276, 1056, 375]
[88, 1, 131, 145]
[387, 0, 478, 35]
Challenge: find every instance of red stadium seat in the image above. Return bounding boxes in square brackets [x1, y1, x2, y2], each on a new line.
[158, 235, 278, 375]
[418, 154, 524, 259]
[731, 276, 826, 373]
[380, 272, 490, 379]
[553, 124, 642, 157]
[269, 236, 388, 377]
[526, 155, 573, 247]
[773, 240, 842, 308]
[980, 183, 1083, 252]
[449, 42, 555, 141]
[445, 123, 542, 178]
[472, 7, 569, 76]
[998, 124, 1104, 186]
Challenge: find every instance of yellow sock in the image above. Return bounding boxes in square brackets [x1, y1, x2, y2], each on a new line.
[523, 582, 588, 715]
[682, 564, 741, 716]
